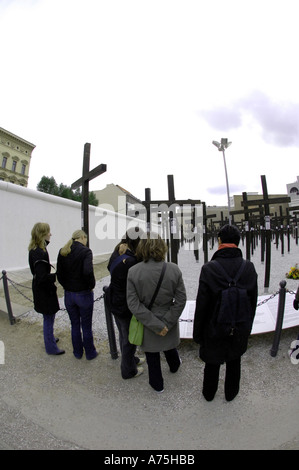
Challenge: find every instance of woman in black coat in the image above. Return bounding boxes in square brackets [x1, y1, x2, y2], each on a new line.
[28, 222, 64, 355]
[106, 227, 144, 379]
[193, 224, 258, 401]
[57, 230, 97, 360]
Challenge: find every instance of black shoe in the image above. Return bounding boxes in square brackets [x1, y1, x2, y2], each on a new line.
[55, 349, 65, 355]
[225, 387, 239, 401]
[202, 389, 216, 401]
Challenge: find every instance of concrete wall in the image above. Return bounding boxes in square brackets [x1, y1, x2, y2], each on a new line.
[0, 181, 150, 271]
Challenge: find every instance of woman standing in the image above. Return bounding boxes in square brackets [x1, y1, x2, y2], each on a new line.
[57, 230, 97, 360]
[28, 222, 64, 355]
[107, 227, 144, 379]
[127, 232, 186, 393]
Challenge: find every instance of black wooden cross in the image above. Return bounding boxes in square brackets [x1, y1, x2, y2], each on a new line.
[240, 175, 290, 291]
[143, 175, 201, 264]
[71, 143, 107, 245]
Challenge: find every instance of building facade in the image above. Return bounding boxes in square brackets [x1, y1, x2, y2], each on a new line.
[94, 183, 142, 215]
[286, 176, 299, 212]
[0, 127, 35, 187]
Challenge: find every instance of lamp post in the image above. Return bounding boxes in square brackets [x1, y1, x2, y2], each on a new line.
[212, 137, 232, 225]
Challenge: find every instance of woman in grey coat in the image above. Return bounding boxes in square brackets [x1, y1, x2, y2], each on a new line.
[127, 233, 186, 392]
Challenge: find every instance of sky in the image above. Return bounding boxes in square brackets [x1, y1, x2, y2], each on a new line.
[1, 0, 299, 207]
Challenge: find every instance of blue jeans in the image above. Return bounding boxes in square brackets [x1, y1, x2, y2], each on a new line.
[64, 290, 97, 360]
[43, 313, 61, 354]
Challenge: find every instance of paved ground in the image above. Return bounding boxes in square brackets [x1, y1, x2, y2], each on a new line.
[0, 236, 299, 450]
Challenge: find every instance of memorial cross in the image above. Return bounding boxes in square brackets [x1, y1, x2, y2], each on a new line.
[143, 175, 201, 264]
[71, 143, 107, 246]
[240, 175, 290, 291]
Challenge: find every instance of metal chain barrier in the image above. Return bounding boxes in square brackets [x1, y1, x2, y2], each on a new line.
[3, 273, 297, 315]
[2, 271, 298, 360]
[1, 273, 104, 319]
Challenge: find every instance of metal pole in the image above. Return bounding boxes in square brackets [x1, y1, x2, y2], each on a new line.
[270, 280, 286, 357]
[2, 270, 16, 325]
[222, 149, 232, 225]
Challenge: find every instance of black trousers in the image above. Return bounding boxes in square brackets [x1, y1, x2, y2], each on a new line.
[145, 348, 181, 392]
[113, 315, 138, 379]
[203, 356, 241, 401]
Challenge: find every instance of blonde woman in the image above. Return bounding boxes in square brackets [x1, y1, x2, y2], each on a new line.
[127, 232, 186, 392]
[57, 230, 97, 360]
[28, 223, 64, 355]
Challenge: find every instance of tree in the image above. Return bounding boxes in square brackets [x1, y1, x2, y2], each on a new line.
[36, 176, 98, 206]
[37, 176, 58, 195]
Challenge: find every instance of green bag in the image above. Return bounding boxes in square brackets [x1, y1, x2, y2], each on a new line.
[129, 315, 144, 346]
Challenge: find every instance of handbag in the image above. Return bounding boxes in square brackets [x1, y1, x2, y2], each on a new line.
[129, 263, 167, 346]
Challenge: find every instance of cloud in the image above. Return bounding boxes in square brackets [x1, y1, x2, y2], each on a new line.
[200, 107, 242, 132]
[207, 183, 246, 196]
[199, 90, 299, 148]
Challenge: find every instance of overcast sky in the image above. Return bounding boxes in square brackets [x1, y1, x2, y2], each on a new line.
[1, 0, 299, 206]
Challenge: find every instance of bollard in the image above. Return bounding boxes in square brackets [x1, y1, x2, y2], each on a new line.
[103, 286, 118, 359]
[270, 280, 286, 357]
[1, 270, 16, 325]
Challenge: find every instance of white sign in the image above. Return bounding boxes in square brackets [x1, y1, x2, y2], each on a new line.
[179, 293, 299, 339]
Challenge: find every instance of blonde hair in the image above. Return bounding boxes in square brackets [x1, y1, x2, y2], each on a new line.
[60, 229, 87, 257]
[136, 232, 168, 262]
[28, 222, 50, 252]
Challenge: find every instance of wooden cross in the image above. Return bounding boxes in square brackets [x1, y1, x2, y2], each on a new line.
[71, 143, 107, 245]
[240, 175, 290, 291]
[143, 175, 201, 264]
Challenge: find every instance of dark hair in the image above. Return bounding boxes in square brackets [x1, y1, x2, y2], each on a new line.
[218, 224, 240, 246]
[120, 226, 144, 253]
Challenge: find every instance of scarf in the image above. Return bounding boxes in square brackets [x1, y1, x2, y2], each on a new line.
[218, 243, 238, 250]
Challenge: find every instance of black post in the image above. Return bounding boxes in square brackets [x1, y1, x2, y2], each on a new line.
[145, 188, 151, 233]
[242, 192, 251, 261]
[82, 143, 91, 243]
[261, 175, 271, 291]
[202, 202, 208, 264]
[270, 280, 286, 357]
[103, 287, 118, 360]
[167, 175, 178, 264]
[260, 206, 265, 263]
[279, 206, 284, 256]
[2, 270, 16, 325]
[71, 143, 107, 248]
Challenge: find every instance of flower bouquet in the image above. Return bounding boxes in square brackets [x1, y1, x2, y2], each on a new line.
[286, 264, 299, 280]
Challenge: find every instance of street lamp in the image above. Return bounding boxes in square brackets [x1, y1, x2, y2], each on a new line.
[212, 138, 232, 225]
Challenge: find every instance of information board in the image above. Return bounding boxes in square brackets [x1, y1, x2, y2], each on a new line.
[179, 293, 299, 338]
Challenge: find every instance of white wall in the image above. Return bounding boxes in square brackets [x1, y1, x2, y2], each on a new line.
[0, 181, 150, 271]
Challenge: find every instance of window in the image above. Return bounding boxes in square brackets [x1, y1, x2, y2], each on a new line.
[290, 187, 299, 194]
[12, 160, 17, 172]
[21, 164, 26, 175]
[2, 157, 7, 169]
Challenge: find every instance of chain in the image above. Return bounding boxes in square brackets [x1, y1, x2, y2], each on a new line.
[6, 278, 35, 304]
[2, 276, 104, 316]
[256, 291, 279, 307]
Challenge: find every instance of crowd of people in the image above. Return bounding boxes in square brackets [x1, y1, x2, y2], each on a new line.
[28, 222, 258, 401]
